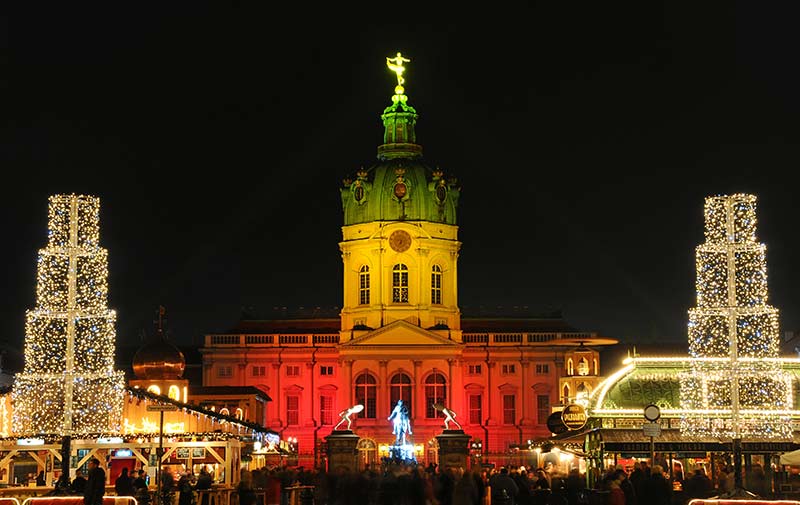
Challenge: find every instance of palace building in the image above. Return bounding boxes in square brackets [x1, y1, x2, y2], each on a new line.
[199, 56, 618, 468]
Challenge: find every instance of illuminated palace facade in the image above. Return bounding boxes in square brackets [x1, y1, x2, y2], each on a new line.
[200, 60, 617, 468]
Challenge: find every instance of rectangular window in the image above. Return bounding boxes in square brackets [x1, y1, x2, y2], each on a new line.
[501, 364, 516, 375]
[286, 365, 300, 377]
[392, 267, 409, 303]
[217, 365, 232, 378]
[320, 366, 334, 376]
[503, 395, 516, 425]
[252, 366, 266, 377]
[286, 396, 299, 426]
[359, 270, 370, 305]
[431, 269, 442, 305]
[469, 394, 482, 425]
[468, 364, 482, 375]
[537, 395, 550, 425]
[320, 396, 333, 425]
[535, 364, 549, 375]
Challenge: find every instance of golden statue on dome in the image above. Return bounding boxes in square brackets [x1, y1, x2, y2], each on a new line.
[386, 52, 411, 95]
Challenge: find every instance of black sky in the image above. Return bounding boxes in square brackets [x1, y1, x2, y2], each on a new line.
[3, 3, 800, 357]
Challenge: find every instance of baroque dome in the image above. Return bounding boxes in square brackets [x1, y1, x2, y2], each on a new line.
[341, 89, 460, 226]
[132, 309, 185, 380]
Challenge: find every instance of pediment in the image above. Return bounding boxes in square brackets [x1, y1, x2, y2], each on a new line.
[342, 320, 460, 347]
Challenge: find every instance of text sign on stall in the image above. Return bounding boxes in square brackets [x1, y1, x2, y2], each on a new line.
[643, 422, 662, 437]
[146, 404, 178, 412]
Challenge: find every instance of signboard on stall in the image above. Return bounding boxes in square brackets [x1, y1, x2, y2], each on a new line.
[561, 404, 587, 431]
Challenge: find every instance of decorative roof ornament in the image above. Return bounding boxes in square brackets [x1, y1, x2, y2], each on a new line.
[386, 52, 411, 103]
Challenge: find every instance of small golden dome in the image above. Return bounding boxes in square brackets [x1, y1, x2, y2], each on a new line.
[132, 307, 185, 380]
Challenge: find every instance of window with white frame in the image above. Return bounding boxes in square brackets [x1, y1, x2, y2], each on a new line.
[469, 394, 482, 425]
[286, 365, 300, 377]
[252, 365, 267, 377]
[537, 394, 550, 424]
[392, 264, 409, 303]
[320, 396, 334, 425]
[217, 365, 233, 378]
[425, 373, 447, 418]
[355, 373, 377, 419]
[286, 396, 299, 425]
[468, 364, 482, 375]
[431, 265, 442, 305]
[359, 265, 370, 305]
[501, 364, 516, 375]
[503, 394, 516, 425]
[535, 364, 549, 375]
[320, 365, 334, 376]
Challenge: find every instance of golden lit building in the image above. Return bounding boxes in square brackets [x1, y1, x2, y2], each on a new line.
[200, 56, 618, 469]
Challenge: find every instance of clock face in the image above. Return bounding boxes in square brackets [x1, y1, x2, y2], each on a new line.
[389, 230, 412, 252]
[643, 404, 661, 422]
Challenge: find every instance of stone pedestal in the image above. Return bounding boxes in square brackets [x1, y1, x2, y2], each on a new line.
[435, 429, 471, 470]
[325, 430, 360, 473]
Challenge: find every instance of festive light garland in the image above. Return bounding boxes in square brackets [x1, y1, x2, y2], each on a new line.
[12, 195, 125, 436]
[680, 194, 793, 439]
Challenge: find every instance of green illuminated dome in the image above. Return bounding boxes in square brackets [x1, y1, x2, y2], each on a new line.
[341, 95, 460, 225]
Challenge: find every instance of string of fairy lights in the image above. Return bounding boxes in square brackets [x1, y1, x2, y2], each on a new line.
[12, 194, 125, 436]
[679, 194, 793, 440]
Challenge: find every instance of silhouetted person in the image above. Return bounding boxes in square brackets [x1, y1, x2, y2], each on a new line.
[71, 469, 88, 494]
[684, 467, 712, 501]
[84, 458, 106, 505]
[115, 467, 136, 496]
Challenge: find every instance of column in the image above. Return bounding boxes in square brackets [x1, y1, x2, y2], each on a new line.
[485, 362, 495, 425]
[305, 361, 316, 427]
[413, 360, 422, 422]
[520, 361, 533, 425]
[270, 363, 282, 427]
[379, 360, 389, 418]
[344, 360, 354, 405]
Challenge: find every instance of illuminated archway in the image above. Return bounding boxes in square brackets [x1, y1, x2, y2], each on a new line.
[147, 385, 161, 395]
[168, 385, 181, 401]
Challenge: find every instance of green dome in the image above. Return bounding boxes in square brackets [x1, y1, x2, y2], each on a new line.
[341, 95, 460, 225]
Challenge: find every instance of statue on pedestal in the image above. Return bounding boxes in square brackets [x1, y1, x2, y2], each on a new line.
[333, 404, 364, 431]
[433, 403, 462, 430]
[388, 399, 412, 445]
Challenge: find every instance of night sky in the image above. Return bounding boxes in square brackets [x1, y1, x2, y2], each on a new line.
[3, 3, 800, 359]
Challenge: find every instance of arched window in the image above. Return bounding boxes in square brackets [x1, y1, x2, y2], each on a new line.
[425, 372, 447, 418]
[567, 358, 574, 376]
[147, 385, 161, 395]
[390, 373, 412, 416]
[168, 385, 181, 401]
[593, 358, 598, 375]
[431, 265, 442, 305]
[392, 264, 409, 303]
[220, 408, 230, 416]
[359, 265, 370, 305]
[562, 384, 570, 403]
[235, 408, 244, 420]
[577, 357, 589, 376]
[355, 373, 377, 418]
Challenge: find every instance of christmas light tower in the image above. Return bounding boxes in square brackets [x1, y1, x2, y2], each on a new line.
[12, 194, 125, 437]
[680, 194, 792, 491]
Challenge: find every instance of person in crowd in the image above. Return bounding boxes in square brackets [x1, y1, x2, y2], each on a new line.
[161, 467, 176, 505]
[616, 467, 636, 505]
[194, 467, 213, 505]
[629, 462, 648, 503]
[84, 458, 106, 505]
[71, 469, 88, 495]
[684, 466, 713, 501]
[177, 469, 195, 505]
[115, 467, 136, 497]
[607, 470, 626, 505]
[534, 468, 551, 489]
[564, 468, 585, 505]
[641, 465, 671, 505]
[133, 470, 151, 505]
[748, 464, 769, 497]
[490, 467, 520, 504]
[237, 470, 258, 505]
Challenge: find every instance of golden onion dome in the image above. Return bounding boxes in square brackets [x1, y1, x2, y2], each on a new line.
[132, 331, 186, 380]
